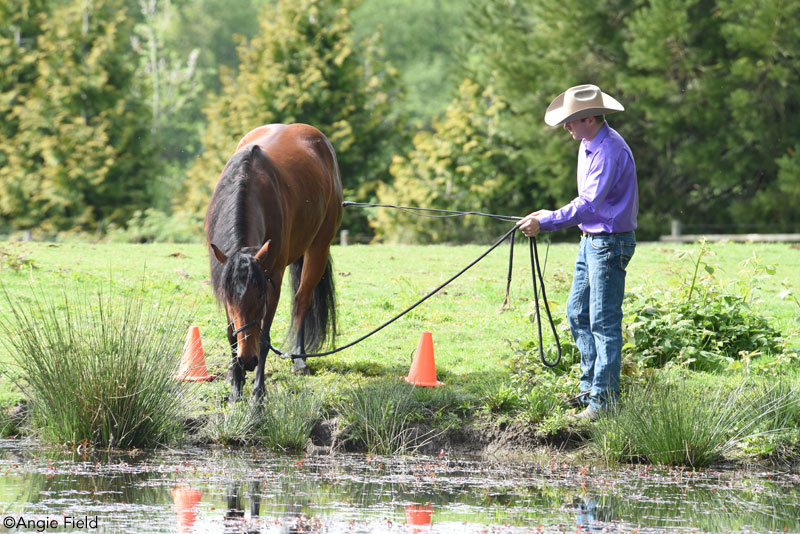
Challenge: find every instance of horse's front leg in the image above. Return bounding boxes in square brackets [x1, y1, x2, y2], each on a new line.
[252, 331, 269, 400]
[228, 328, 245, 402]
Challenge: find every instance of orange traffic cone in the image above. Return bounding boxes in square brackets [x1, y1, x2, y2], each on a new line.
[405, 503, 433, 527]
[405, 331, 443, 387]
[175, 326, 217, 382]
[173, 487, 202, 534]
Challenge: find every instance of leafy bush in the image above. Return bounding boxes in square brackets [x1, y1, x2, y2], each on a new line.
[625, 241, 784, 371]
[508, 319, 579, 427]
[0, 287, 192, 448]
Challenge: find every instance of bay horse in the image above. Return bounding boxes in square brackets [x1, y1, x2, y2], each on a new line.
[205, 124, 343, 400]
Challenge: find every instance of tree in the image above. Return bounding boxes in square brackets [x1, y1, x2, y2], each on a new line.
[379, 0, 800, 241]
[374, 79, 524, 243]
[0, 0, 50, 231]
[132, 0, 205, 208]
[351, 0, 466, 126]
[0, 0, 159, 232]
[373, 0, 635, 242]
[180, 0, 405, 237]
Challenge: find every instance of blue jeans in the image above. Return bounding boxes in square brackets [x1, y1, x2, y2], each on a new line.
[566, 231, 636, 411]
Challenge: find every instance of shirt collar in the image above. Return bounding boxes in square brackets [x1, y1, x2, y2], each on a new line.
[582, 123, 609, 155]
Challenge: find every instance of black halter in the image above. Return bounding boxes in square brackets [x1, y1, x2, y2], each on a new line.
[230, 273, 276, 337]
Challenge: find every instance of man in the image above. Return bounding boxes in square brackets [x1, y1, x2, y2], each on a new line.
[518, 84, 638, 421]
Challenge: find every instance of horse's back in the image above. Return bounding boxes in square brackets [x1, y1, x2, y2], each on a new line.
[237, 124, 332, 166]
[234, 124, 343, 258]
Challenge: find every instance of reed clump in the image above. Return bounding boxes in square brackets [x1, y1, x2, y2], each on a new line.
[589, 376, 797, 467]
[0, 288, 192, 448]
[204, 383, 323, 451]
[338, 377, 420, 455]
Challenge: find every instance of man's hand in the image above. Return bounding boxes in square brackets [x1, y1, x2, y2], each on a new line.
[518, 211, 548, 237]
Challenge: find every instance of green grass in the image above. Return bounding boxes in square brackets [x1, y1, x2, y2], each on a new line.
[337, 377, 420, 455]
[0, 237, 798, 458]
[3, 239, 796, 387]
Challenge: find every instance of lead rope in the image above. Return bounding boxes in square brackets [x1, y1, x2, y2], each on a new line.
[269, 224, 518, 359]
[268, 203, 561, 367]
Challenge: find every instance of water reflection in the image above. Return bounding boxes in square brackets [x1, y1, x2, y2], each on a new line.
[0, 440, 798, 533]
[224, 481, 260, 534]
[173, 488, 202, 534]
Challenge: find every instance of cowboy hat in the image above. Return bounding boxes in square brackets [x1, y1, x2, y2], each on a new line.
[544, 84, 624, 126]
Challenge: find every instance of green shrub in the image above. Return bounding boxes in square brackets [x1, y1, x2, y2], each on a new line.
[410, 384, 476, 428]
[0, 287, 192, 448]
[0, 403, 25, 437]
[204, 384, 323, 451]
[203, 400, 259, 446]
[478, 379, 521, 414]
[106, 209, 201, 243]
[743, 380, 800, 456]
[625, 241, 784, 371]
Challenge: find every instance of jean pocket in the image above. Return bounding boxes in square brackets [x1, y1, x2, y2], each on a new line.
[588, 235, 613, 252]
[620, 242, 636, 269]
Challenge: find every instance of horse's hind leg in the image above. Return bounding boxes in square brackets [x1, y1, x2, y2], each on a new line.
[291, 244, 333, 374]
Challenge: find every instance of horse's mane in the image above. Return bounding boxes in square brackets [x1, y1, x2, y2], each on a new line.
[206, 146, 267, 304]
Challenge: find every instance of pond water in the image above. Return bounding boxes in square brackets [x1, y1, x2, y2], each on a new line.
[0, 439, 798, 533]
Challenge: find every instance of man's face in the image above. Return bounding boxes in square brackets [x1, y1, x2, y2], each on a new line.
[563, 117, 594, 140]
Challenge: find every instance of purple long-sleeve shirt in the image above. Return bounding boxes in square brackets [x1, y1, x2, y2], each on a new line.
[537, 124, 638, 234]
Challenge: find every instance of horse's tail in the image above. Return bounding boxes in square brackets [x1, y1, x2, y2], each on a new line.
[289, 255, 336, 354]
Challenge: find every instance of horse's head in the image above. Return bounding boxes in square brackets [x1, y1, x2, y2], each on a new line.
[210, 241, 271, 371]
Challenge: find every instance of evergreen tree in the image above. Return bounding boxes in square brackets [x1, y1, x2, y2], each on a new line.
[0, 0, 158, 232]
[375, 79, 521, 243]
[181, 0, 404, 236]
[0, 0, 50, 230]
[378, 0, 800, 241]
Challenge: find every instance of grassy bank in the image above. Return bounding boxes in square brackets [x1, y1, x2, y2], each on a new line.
[0, 237, 798, 462]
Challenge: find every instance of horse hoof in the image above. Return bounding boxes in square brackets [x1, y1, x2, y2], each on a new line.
[292, 358, 310, 375]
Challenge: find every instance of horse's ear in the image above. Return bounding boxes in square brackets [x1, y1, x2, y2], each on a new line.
[254, 239, 271, 269]
[210, 243, 227, 265]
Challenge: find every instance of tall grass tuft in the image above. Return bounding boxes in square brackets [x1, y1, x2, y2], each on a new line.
[0, 287, 192, 448]
[203, 400, 259, 446]
[204, 383, 323, 451]
[339, 377, 419, 455]
[589, 377, 792, 467]
[256, 384, 323, 451]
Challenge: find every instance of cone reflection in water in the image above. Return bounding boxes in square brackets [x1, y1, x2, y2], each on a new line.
[176, 326, 217, 382]
[173, 487, 202, 534]
[405, 503, 433, 528]
[405, 331, 443, 387]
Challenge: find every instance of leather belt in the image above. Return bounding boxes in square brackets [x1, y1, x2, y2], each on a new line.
[582, 230, 615, 237]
